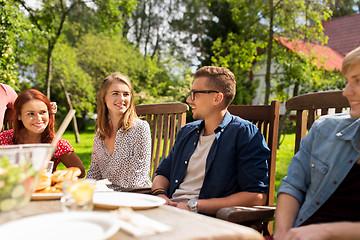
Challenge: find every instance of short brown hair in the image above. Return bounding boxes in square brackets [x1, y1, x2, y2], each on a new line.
[194, 66, 236, 107]
[342, 46, 360, 75]
[96, 72, 138, 140]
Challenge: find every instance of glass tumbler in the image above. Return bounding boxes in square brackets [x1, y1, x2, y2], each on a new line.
[60, 179, 96, 212]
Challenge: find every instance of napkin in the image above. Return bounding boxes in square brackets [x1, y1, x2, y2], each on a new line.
[95, 179, 114, 192]
[112, 208, 171, 237]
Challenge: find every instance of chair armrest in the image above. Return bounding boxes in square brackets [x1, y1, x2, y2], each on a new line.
[216, 205, 276, 223]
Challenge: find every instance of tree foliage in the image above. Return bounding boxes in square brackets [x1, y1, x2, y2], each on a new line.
[204, 0, 267, 104]
[6, 0, 355, 134]
[204, 0, 337, 105]
[12, 1, 192, 130]
[0, 0, 29, 88]
[330, 0, 360, 18]
[14, 0, 137, 99]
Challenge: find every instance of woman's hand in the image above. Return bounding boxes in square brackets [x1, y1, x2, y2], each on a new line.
[157, 194, 177, 207]
[176, 202, 190, 210]
[278, 224, 330, 240]
[50, 102, 57, 114]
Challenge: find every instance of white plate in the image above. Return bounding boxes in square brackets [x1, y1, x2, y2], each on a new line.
[0, 212, 121, 240]
[31, 192, 63, 200]
[93, 192, 166, 209]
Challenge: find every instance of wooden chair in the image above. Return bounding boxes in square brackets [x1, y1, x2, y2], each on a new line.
[216, 100, 280, 235]
[135, 102, 189, 180]
[285, 90, 349, 154]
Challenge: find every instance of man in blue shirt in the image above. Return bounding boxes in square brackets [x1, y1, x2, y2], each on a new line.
[151, 66, 270, 215]
[273, 47, 360, 240]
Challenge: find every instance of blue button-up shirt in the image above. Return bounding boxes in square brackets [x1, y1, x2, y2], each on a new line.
[155, 111, 270, 199]
[278, 113, 360, 227]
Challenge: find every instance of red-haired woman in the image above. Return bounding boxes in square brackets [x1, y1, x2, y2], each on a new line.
[0, 89, 85, 177]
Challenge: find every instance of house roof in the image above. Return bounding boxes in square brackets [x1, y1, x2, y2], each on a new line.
[323, 13, 360, 56]
[277, 36, 343, 71]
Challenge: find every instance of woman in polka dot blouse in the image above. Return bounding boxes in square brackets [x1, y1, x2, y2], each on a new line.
[0, 89, 85, 177]
[87, 72, 152, 191]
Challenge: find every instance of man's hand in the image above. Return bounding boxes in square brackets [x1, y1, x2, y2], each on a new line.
[176, 202, 190, 211]
[157, 194, 177, 207]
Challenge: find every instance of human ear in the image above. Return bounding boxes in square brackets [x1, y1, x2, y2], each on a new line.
[214, 92, 224, 105]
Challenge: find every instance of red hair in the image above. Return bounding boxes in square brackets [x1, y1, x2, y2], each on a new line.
[13, 89, 55, 144]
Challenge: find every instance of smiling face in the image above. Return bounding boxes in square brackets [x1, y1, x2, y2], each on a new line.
[18, 99, 49, 136]
[105, 81, 131, 117]
[343, 62, 360, 118]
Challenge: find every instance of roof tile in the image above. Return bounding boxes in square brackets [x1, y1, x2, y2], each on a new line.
[277, 36, 343, 71]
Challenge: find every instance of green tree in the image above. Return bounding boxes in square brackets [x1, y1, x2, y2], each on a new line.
[76, 31, 191, 104]
[263, 0, 333, 104]
[273, 44, 344, 144]
[52, 42, 96, 131]
[330, 0, 360, 18]
[16, 0, 81, 98]
[0, 0, 28, 87]
[206, 0, 266, 104]
[15, 0, 136, 99]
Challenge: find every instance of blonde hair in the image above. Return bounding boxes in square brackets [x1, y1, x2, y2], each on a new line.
[342, 46, 360, 75]
[96, 72, 138, 140]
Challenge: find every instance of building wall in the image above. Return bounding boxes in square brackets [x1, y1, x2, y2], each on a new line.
[251, 62, 292, 115]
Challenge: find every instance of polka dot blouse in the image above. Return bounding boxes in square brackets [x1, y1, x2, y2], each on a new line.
[87, 119, 152, 191]
[0, 129, 74, 171]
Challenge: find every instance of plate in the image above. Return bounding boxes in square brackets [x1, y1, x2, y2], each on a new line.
[31, 192, 63, 200]
[93, 192, 166, 209]
[0, 212, 121, 240]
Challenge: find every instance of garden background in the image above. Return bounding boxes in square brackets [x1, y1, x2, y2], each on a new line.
[2, 0, 360, 201]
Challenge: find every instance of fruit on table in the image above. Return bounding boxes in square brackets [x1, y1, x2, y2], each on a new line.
[66, 180, 95, 204]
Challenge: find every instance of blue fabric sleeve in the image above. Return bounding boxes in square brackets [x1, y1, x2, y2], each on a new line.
[277, 120, 317, 204]
[236, 124, 270, 193]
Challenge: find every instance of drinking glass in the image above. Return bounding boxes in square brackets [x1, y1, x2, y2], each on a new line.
[61, 179, 96, 212]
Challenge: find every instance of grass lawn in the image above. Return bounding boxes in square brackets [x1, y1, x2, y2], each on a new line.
[57, 127, 95, 171]
[59, 126, 295, 202]
[274, 133, 295, 203]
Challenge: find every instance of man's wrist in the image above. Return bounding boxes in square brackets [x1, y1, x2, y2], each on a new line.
[187, 198, 198, 213]
[151, 188, 168, 196]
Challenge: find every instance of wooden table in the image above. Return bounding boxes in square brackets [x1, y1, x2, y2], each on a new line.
[0, 200, 264, 240]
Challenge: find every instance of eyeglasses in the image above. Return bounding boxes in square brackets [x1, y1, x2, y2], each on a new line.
[189, 90, 219, 101]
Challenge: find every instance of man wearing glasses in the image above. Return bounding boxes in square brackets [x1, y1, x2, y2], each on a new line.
[152, 66, 270, 215]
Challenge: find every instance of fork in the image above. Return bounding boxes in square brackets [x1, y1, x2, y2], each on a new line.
[112, 207, 144, 236]
[113, 207, 134, 221]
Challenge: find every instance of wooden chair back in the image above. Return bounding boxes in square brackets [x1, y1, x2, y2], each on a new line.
[216, 100, 280, 235]
[135, 102, 189, 179]
[285, 91, 349, 154]
[227, 100, 280, 206]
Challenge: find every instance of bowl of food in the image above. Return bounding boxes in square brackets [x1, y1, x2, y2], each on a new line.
[0, 144, 55, 212]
